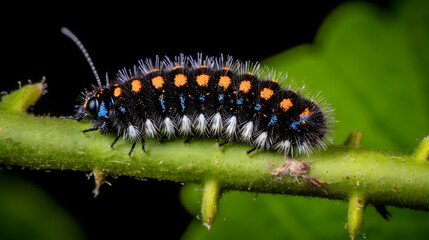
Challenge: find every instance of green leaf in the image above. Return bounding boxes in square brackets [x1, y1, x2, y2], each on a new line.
[264, 1, 429, 154]
[181, 0, 429, 239]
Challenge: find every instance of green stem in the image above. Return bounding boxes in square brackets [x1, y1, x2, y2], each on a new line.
[1, 83, 428, 213]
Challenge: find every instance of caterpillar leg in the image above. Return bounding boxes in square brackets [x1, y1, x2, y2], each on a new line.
[246, 146, 257, 155]
[82, 127, 99, 133]
[142, 139, 146, 153]
[184, 136, 193, 144]
[128, 141, 137, 157]
[82, 122, 106, 133]
[219, 138, 232, 147]
[110, 136, 121, 148]
[159, 136, 167, 143]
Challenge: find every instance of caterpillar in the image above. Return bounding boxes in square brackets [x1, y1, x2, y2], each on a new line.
[62, 27, 333, 157]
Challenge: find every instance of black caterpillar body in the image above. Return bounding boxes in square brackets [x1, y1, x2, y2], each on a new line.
[63, 28, 332, 157]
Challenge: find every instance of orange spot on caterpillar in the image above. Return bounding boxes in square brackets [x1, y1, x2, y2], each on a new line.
[239, 80, 252, 93]
[196, 74, 210, 87]
[151, 76, 165, 89]
[172, 66, 183, 70]
[96, 89, 104, 97]
[148, 69, 160, 73]
[113, 86, 122, 97]
[260, 88, 274, 100]
[218, 76, 231, 91]
[300, 108, 312, 118]
[131, 79, 142, 92]
[174, 74, 187, 87]
[280, 98, 293, 112]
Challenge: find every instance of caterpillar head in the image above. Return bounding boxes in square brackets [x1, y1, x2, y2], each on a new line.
[84, 94, 100, 118]
[76, 88, 112, 121]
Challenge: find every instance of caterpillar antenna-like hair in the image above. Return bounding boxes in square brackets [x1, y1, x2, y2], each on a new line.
[61, 27, 102, 88]
[105, 72, 110, 87]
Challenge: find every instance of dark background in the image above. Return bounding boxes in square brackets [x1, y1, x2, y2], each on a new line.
[2, 1, 389, 239]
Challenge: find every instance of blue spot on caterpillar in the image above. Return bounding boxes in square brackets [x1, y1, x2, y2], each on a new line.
[159, 96, 166, 113]
[62, 27, 333, 157]
[179, 94, 186, 112]
[218, 93, 224, 102]
[267, 115, 278, 127]
[119, 106, 126, 113]
[290, 115, 311, 131]
[98, 101, 108, 117]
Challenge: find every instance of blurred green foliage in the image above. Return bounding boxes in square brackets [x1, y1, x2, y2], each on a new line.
[0, 172, 86, 240]
[181, 0, 429, 239]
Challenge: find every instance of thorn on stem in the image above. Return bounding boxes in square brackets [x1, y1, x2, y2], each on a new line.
[413, 135, 429, 163]
[374, 204, 391, 221]
[348, 192, 366, 240]
[201, 180, 220, 229]
[344, 129, 362, 149]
